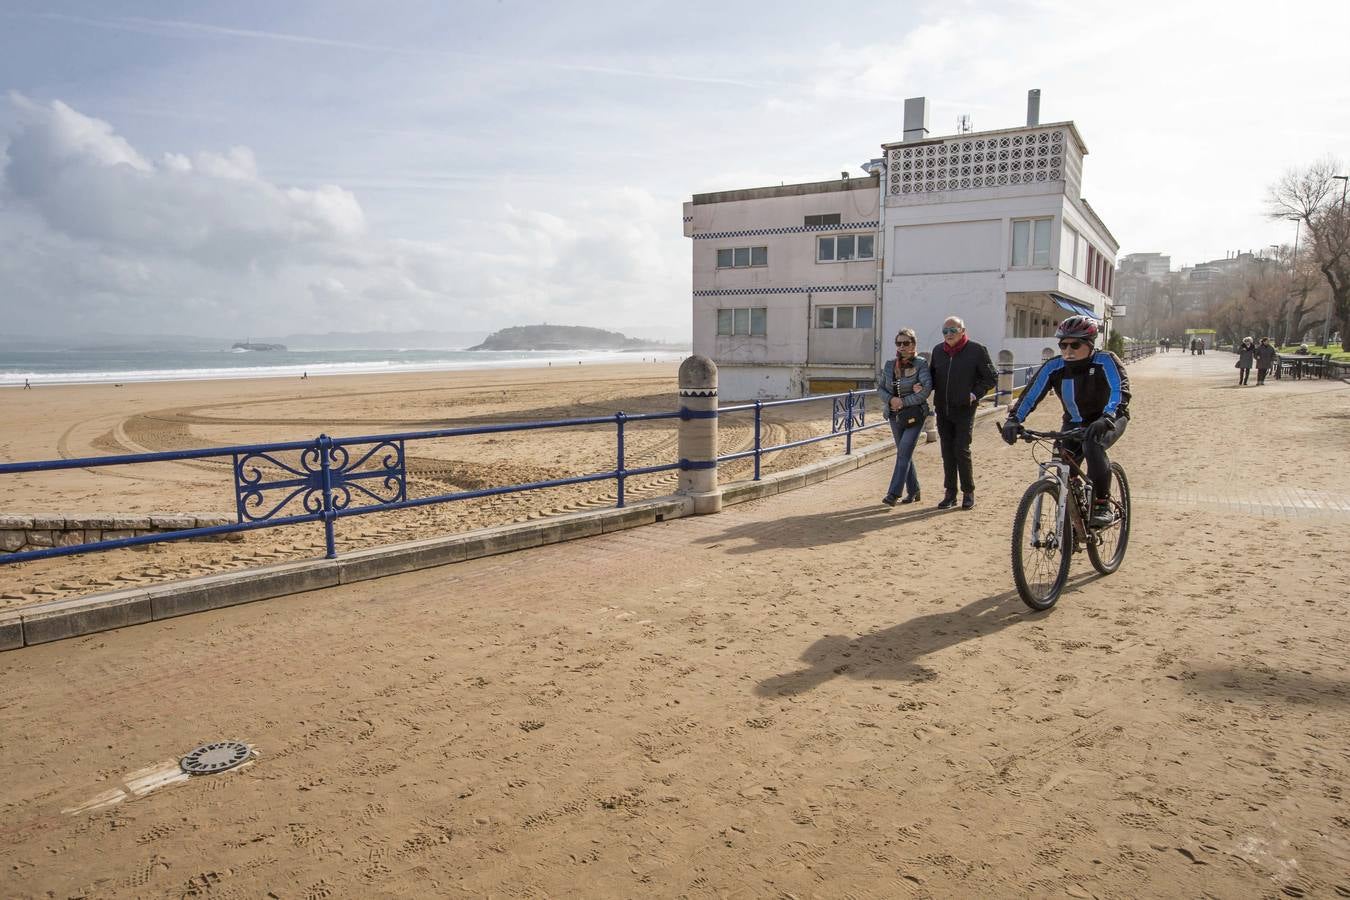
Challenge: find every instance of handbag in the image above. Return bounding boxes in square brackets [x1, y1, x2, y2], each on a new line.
[891, 359, 925, 428]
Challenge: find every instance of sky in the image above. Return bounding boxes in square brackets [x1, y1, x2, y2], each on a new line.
[1, 0, 1347, 342]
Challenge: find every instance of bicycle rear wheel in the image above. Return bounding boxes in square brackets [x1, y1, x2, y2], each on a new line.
[1011, 479, 1072, 611]
[1087, 462, 1131, 575]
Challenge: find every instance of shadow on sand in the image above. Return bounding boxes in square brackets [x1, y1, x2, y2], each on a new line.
[694, 503, 955, 555]
[755, 573, 1102, 697]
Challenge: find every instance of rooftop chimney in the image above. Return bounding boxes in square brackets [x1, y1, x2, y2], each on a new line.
[903, 97, 930, 142]
[1026, 89, 1041, 127]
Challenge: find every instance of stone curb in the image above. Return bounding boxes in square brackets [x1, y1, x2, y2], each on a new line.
[1, 405, 1013, 651]
[4, 497, 691, 650]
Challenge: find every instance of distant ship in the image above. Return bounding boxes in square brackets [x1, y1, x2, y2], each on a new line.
[231, 341, 287, 352]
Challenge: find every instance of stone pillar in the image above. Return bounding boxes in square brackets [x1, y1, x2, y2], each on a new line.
[996, 349, 1015, 408]
[677, 355, 722, 514]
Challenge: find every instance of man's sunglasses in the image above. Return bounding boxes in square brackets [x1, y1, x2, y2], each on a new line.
[895, 340, 914, 347]
[941, 327, 962, 335]
[1058, 340, 1086, 350]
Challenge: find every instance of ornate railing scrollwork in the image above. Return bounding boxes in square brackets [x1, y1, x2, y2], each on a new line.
[233, 439, 406, 523]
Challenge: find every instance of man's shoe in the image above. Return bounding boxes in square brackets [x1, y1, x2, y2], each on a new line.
[1089, 503, 1114, 529]
[882, 494, 898, 507]
[900, 490, 921, 505]
[937, 493, 958, 509]
[961, 492, 975, 510]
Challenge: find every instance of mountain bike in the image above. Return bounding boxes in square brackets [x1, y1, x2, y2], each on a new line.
[1005, 426, 1131, 611]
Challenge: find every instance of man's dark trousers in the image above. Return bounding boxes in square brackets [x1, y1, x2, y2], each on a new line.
[936, 409, 976, 495]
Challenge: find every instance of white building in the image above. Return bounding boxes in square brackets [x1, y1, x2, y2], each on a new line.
[685, 92, 1119, 399]
[683, 175, 882, 399]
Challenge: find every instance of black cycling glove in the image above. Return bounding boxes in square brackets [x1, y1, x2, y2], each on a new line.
[1001, 419, 1021, 445]
[1085, 415, 1116, 440]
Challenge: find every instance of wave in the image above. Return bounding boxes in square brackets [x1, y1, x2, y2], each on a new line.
[1, 350, 684, 387]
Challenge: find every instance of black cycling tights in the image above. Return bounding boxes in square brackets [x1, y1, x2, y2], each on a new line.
[1068, 418, 1128, 501]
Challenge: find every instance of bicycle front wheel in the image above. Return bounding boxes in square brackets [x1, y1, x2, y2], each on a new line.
[1011, 479, 1072, 611]
[1087, 462, 1131, 575]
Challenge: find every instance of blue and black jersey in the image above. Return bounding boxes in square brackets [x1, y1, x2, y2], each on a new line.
[1011, 351, 1131, 426]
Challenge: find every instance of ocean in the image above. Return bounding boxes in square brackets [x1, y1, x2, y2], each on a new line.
[0, 347, 687, 386]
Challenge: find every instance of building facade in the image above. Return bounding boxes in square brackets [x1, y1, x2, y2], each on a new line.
[685, 94, 1119, 399]
[683, 176, 882, 399]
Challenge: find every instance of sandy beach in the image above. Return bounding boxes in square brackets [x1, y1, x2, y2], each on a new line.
[0, 361, 889, 607]
[0, 353, 1347, 898]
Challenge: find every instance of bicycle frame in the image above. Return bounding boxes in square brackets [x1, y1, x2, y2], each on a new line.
[1032, 448, 1094, 551]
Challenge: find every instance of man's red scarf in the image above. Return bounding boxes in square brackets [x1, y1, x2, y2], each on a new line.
[941, 334, 969, 356]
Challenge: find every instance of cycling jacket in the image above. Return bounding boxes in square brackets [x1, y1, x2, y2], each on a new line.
[1010, 351, 1131, 425]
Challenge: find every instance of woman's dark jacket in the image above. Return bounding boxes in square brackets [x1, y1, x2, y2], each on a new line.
[928, 340, 998, 417]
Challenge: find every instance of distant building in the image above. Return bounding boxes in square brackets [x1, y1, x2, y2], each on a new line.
[684, 92, 1119, 399]
[1119, 252, 1171, 281]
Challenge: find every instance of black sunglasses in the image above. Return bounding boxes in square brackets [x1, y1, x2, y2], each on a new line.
[1058, 340, 1086, 350]
[895, 340, 914, 347]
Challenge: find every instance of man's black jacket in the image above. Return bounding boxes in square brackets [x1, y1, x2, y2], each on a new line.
[928, 339, 998, 417]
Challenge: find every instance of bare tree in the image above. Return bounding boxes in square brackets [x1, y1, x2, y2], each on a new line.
[1268, 157, 1350, 350]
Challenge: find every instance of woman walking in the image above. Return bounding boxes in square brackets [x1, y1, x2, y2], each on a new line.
[1236, 336, 1255, 385]
[877, 328, 933, 507]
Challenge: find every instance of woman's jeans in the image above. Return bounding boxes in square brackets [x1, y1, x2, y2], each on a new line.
[887, 416, 923, 498]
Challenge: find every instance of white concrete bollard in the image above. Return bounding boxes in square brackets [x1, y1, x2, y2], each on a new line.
[997, 349, 1015, 408]
[677, 355, 722, 514]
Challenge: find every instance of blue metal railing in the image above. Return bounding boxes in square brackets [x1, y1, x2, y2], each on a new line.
[0, 411, 682, 565]
[1, 354, 1158, 567]
[717, 389, 889, 481]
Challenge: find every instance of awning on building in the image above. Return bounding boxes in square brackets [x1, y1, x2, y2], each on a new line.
[1049, 293, 1097, 318]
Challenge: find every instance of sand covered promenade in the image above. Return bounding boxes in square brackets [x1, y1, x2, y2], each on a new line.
[0, 360, 885, 607]
[1, 352, 1349, 897]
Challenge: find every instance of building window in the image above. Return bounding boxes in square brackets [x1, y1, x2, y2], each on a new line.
[717, 307, 767, 336]
[716, 246, 768, 268]
[816, 233, 875, 262]
[804, 213, 841, 227]
[815, 305, 874, 329]
[1011, 217, 1052, 268]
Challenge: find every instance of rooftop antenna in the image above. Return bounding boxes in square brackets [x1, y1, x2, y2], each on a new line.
[957, 114, 973, 134]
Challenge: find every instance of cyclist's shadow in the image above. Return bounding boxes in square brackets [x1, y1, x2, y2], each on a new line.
[755, 575, 1100, 697]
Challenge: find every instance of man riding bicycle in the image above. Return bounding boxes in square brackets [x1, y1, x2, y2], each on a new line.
[1001, 315, 1131, 529]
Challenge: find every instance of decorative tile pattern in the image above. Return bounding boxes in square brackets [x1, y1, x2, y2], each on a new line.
[889, 129, 1065, 195]
[692, 222, 879, 240]
[693, 285, 875, 297]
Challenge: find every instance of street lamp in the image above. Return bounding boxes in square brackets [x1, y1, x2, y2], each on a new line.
[1334, 174, 1348, 206]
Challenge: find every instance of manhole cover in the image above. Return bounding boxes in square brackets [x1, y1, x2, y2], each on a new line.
[181, 741, 252, 775]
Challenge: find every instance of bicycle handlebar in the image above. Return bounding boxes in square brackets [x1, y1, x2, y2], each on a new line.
[994, 423, 1086, 443]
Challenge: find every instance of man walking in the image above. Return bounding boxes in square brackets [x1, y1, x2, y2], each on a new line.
[928, 316, 998, 510]
[1255, 336, 1277, 385]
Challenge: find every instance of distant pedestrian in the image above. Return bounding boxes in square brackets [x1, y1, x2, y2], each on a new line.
[928, 316, 997, 510]
[877, 328, 931, 507]
[1235, 337, 1255, 385]
[23, 378, 31, 390]
[1189, 338, 1198, 355]
[1255, 337, 1277, 385]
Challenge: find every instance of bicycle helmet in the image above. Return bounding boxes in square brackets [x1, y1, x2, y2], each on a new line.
[1055, 315, 1100, 341]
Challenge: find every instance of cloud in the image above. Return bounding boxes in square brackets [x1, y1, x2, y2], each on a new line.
[0, 94, 689, 337]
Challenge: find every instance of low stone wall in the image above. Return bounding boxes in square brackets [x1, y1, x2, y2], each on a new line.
[0, 514, 242, 554]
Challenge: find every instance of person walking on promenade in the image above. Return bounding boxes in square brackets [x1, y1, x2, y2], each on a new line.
[1001, 315, 1131, 529]
[1236, 337, 1255, 385]
[1255, 337, 1277, 385]
[929, 316, 997, 510]
[877, 328, 932, 507]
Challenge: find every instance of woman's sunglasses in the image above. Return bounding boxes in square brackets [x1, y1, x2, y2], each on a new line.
[895, 340, 914, 347]
[1058, 340, 1086, 350]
